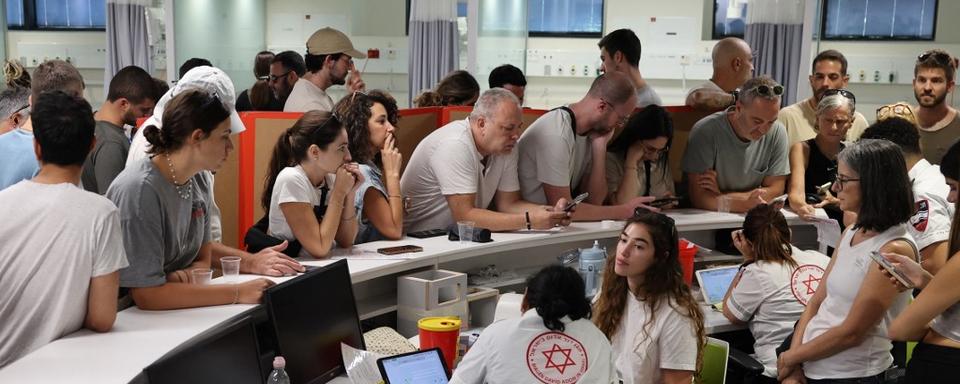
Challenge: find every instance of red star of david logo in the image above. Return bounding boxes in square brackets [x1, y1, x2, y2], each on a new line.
[802, 274, 821, 295]
[541, 343, 577, 374]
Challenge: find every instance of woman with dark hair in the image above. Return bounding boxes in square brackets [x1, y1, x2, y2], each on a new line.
[261, 111, 362, 258]
[413, 70, 480, 107]
[236, 51, 283, 111]
[777, 139, 919, 383]
[721, 204, 829, 382]
[450, 265, 616, 383]
[881, 140, 960, 383]
[108, 89, 288, 310]
[605, 105, 675, 206]
[787, 91, 855, 223]
[336, 90, 403, 242]
[593, 211, 705, 384]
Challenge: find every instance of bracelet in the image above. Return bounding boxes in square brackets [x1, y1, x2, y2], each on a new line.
[388, 195, 403, 199]
[232, 285, 239, 304]
[525, 211, 532, 230]
[341, 213, 357, 221]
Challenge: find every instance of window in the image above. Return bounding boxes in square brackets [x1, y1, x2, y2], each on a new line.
[822, 0, 937, 40]
[713, 0, 747, 39]
[7, 0, 106, 30]
[528, 0, 603, 37]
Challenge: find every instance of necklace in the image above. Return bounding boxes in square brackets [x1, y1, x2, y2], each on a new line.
[165, 153, 191, 200]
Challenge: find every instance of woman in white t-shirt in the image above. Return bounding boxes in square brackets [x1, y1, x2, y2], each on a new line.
[721, 204, 830, 382]
[593, 211, 705, 384]
[777, 139, 918, 384]
[451, 265, 617, 384]
[337, 90, 404, 243]
[261, 111, 363, 258]
[883, 141, 960, 383]
[605, 105, 676, 208]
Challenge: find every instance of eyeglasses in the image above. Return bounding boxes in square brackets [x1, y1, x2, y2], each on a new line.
[350, 90, 368, 103]
[745, 84, 784, 97]
[877, 103, 917, 124]
[822, 88, 856, 104]
[918, 50, 955, 68]
[601, 99, 630, 127]
[268, 70, 292, 82]
[11, 104, 28, 116]
[642, 141, 669, 157]
[833, 175, 860, 192]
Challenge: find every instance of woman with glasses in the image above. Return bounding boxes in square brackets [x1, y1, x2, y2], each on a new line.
[787, 90, 855, 224]
[605, 105, 676, 208]
[593, 210, 705, 384]
[777, 139, 918, 384]
[108, 90, 284, 310]
[881, 141, 960, 383]
[260, 111, 363, 258]
[721, 204, 830, 383]
[336, 90, 404, 243]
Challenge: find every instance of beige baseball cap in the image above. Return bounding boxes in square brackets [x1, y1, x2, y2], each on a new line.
[306, 27, 366, 59]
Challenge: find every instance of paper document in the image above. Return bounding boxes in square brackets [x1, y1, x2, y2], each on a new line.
[811, 218, 841, 249]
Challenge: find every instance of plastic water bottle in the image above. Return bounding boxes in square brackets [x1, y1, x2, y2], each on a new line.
[267, 356, 290, 384]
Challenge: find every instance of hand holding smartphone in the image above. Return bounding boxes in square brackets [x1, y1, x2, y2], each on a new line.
[869, 251, 914, 289]
[563, 192, 589, 212]
[650, 196, 682, 208]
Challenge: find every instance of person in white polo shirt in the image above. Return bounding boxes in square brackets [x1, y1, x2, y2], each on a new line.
[860, 117, 953, 275]
[450, 265, 617, 384]
[401, 88, 570, 233]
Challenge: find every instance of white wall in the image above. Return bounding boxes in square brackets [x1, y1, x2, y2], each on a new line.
[5, 31, 107, 105]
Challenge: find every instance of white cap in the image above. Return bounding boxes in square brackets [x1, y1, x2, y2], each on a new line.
[149, 66, 245, 134]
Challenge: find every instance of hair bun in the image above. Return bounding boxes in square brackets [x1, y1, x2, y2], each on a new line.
[142, 124, 165, 148]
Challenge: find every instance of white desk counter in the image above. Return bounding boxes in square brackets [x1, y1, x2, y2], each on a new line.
[0, 209, 825, 383]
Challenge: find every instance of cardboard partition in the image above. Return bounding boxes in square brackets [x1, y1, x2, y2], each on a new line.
[662, 106, 720, 183]
[396, 107, 443, 173]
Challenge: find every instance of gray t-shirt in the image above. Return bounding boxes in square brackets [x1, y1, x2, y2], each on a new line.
[636, 84, 662, 108]
[0, 181, 127, 368]
[107, 158, 213, 288]
[682, 109, 791, 192]
[82, 120, 131, 194]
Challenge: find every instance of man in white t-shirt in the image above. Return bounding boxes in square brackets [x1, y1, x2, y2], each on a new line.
[0, 91, 128, 368]
[401, 88, 571, 233]
[518, 72, 656, 221]
[685, 37, 754, 110]
[284, 27, 366, 113]
[861, 118, 953, 274]
[777, 49, 869, 145]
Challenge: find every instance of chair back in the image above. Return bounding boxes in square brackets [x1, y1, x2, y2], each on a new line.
[700, 337, 729, 384]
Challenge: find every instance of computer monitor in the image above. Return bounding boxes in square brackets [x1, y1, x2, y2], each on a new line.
[144, 311, 263, 384]
[263, 259, 364, 384]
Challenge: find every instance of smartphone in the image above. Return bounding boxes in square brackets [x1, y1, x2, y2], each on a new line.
[407, 229, 447, 239]
[770, 194, 788, 205]
[564, 192, 589, 212]
[376, 245, 424, 255]
[869, 251, 914, 288]
[817, 182, 832, 195]
[650, 196, 682, 208]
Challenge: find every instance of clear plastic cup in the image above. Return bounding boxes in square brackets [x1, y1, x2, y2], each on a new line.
[457, 221, 475, 244]
[220, 256, 241, 282]
[717, 196, 732, 214]
[191, 268, 213, 285]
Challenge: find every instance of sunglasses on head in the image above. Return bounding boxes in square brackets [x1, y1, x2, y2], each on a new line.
[822, 89, 856, 104]
[918, 50, 955, 68]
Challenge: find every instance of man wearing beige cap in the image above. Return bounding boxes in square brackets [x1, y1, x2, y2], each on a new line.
[284, 27, 366, 113]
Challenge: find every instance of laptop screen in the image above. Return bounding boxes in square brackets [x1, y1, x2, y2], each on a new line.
[697, 266, 740, 304]
[378, 348, 449, 384]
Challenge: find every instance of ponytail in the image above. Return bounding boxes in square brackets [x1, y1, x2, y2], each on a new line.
[524, 265, 592, 332]
[261, 111, 344, 211]
[413, 90, 442, 107]
[742, 204, 796, 268]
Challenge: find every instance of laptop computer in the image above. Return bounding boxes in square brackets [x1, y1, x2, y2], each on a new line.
[377, 348, 450, 384]
[695, 265, 740, 305]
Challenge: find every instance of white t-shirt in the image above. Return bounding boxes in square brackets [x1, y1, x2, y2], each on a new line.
[450, 310, 617, 384]
[400, 119, 520, 233]
[801, 225, 916, 379]
[907, 159, 953, 251]
[283, 78, 335, 113]
[0, 181, 128, 367]
[611, 295, 700, 384]
[726, 247, 830, 378]
[518, 108, 591, 204]
[268, 165, 333, 258]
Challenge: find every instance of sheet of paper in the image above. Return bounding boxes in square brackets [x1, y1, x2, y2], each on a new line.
[812, 218, 841, 249]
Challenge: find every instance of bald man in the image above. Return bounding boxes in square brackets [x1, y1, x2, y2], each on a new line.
[685, 37, 754, 110]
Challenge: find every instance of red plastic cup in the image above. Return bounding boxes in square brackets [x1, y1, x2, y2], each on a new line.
[678, 239, 697, 285]
[418, 317, 461, 372]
